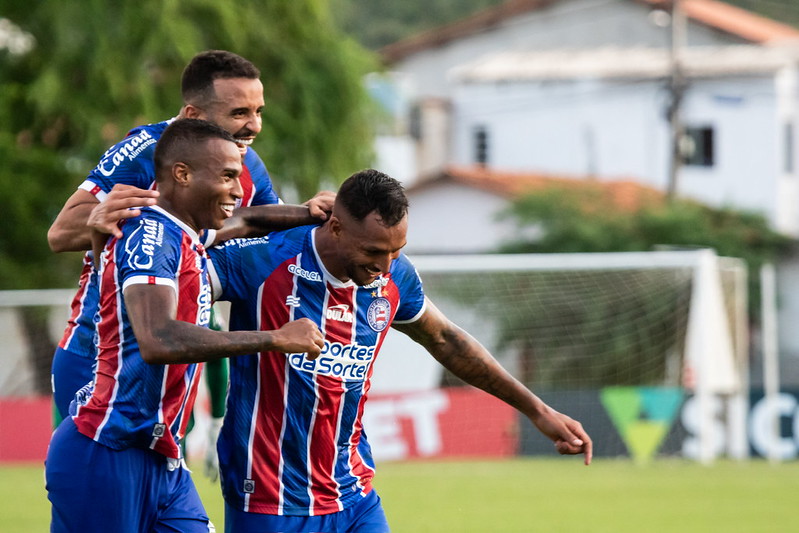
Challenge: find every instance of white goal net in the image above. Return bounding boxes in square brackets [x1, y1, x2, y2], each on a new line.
[371, 249, 749, 463]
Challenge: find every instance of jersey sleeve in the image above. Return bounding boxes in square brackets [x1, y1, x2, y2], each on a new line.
[115, 216, 181, 293]
[80, 124, 163, 201]
[207, 237, 272, 302]
[243, 149, 281, 206]
[391, 254, 427, 323]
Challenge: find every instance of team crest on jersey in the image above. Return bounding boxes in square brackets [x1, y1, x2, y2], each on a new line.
[367, 297, 391, 331]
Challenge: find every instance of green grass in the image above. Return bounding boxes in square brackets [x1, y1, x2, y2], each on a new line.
[4, 458, 798, 532]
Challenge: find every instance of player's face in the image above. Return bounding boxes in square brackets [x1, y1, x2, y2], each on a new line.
[197, 78, 264, 156]
[186, 138, 243, 231]
[333, 210, 407, 286]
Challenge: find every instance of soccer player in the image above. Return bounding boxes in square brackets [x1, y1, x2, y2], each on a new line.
[207, 169, 592, 533]
[45, 118, 325, 533]
[46, 50, 333, 439]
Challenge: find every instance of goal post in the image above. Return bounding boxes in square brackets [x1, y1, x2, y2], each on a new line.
[372, 248, 749, 463]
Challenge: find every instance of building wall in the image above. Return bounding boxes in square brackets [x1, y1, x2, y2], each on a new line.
[403, 182, 521, 255]
[392, 0, 745, 100]
[450, 74, 793, 233]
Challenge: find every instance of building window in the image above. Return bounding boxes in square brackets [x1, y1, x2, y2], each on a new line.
[474, 125, 489, 166]
[681, 126, 714, 167]
[784, 122, 794, 174]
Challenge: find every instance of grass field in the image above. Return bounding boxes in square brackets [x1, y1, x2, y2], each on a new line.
[3, 458, 797, 532]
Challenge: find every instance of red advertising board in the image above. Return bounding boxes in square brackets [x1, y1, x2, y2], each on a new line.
[363, 387, 518, 461]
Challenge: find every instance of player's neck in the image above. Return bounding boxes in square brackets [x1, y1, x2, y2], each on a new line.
[314, 225, 349, 283]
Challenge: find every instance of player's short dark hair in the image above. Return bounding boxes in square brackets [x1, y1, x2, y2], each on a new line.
[154, 118, 237, 181]
[337, 169, 408, 227]
[181, 50, 260, 106]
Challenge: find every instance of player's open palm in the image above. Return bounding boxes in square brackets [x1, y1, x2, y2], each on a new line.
[88, 184, 159, 238]
[272, 318, 324, 358]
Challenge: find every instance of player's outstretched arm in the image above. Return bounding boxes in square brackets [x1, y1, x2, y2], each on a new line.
[211, 204, 320, 244]
[49, 185, 159, 252]
[302, 190, 336, 221]
[393, 297, 592, 465]
[123, 283, 324, 364]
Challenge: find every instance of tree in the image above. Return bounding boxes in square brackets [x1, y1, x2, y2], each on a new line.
[0, 1, 378, 393]
[434, 186, 794, 391]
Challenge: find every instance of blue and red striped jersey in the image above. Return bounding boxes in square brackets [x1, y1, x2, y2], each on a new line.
[57, 119, 280, 360]
[72, 206, 212, 459]
[207, 226, 426, 516]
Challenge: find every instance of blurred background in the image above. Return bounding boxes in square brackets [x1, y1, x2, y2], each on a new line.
[4, 0, 799, 471]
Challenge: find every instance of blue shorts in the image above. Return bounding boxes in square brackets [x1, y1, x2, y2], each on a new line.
[51, 346, 95, 421]
[46, 417, 213, 533]
[224, 489, 389, 533]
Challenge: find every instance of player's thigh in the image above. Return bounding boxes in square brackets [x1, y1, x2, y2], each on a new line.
[51, 347, 94, 419]
[342, 490, 390, 533]
[154, 464, 213, 533]
[46, 418, 153, 533]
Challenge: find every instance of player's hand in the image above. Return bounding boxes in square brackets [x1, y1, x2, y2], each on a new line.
[271, 318, 325, 358]
[529, 406, 593, 465]
[87, 184, 159, 239]
[204, 417, 223, 482]
[302, 190, 336, 221]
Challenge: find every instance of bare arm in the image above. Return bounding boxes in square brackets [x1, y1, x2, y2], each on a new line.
[49, 185, 159, 252]
[393, 297, 592, 465]
[211, 204, 320, 244]
[124, 283, 324, 365]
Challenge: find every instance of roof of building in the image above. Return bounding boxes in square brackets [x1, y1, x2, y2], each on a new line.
[451, 44, 799, 82]
[380, 0, 799, 64]
[409, 165, 666, 212]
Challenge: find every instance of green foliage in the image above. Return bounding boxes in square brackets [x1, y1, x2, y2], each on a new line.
[330, 0, 504, 49]
[0, 1, 377, 288]
[332, 0, 799, 51]
[500, 186, 793, 275]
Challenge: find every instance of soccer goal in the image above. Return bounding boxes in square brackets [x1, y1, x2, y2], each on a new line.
[371, 248, 749, 464]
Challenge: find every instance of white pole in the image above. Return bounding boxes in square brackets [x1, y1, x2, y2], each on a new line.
[727, 259, 750, 460]
[760, 263, 781, 463]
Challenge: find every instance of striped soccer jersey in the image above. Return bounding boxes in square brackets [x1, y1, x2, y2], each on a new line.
[72, 206, 211, 459]
[57, 119, 279, 361]
[207, 226, 426, 516]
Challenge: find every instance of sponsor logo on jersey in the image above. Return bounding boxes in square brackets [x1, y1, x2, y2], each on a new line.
[285, 295, 301, 308]
[288, 340, 376, 381]
[363, 276, 390, 289]
[126, 218, 164, 270]
[288, 263, 322, 283]
[97, 129, 156, 177]
[326, 304, 353, 323]
[367, 298, 391, 332]
[197, 282, 212, 327]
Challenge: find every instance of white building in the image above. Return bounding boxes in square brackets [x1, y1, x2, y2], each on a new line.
[370, 0, 799, 365]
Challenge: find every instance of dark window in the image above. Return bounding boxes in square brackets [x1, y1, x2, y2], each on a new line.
[682, 126, 714, 167]
[474, 125, 489, 165]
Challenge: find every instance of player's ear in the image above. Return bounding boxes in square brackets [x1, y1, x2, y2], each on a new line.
[182, 104, 203, 119]
[329, 215, 343, 238]
[172, 162, 191, 186]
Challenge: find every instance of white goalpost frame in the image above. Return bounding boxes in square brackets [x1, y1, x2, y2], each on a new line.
[406, 248, 749, 464]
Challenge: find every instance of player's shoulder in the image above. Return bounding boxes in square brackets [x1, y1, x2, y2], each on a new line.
[91, 119, 170, 179]
[213, 225, 312, 259]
